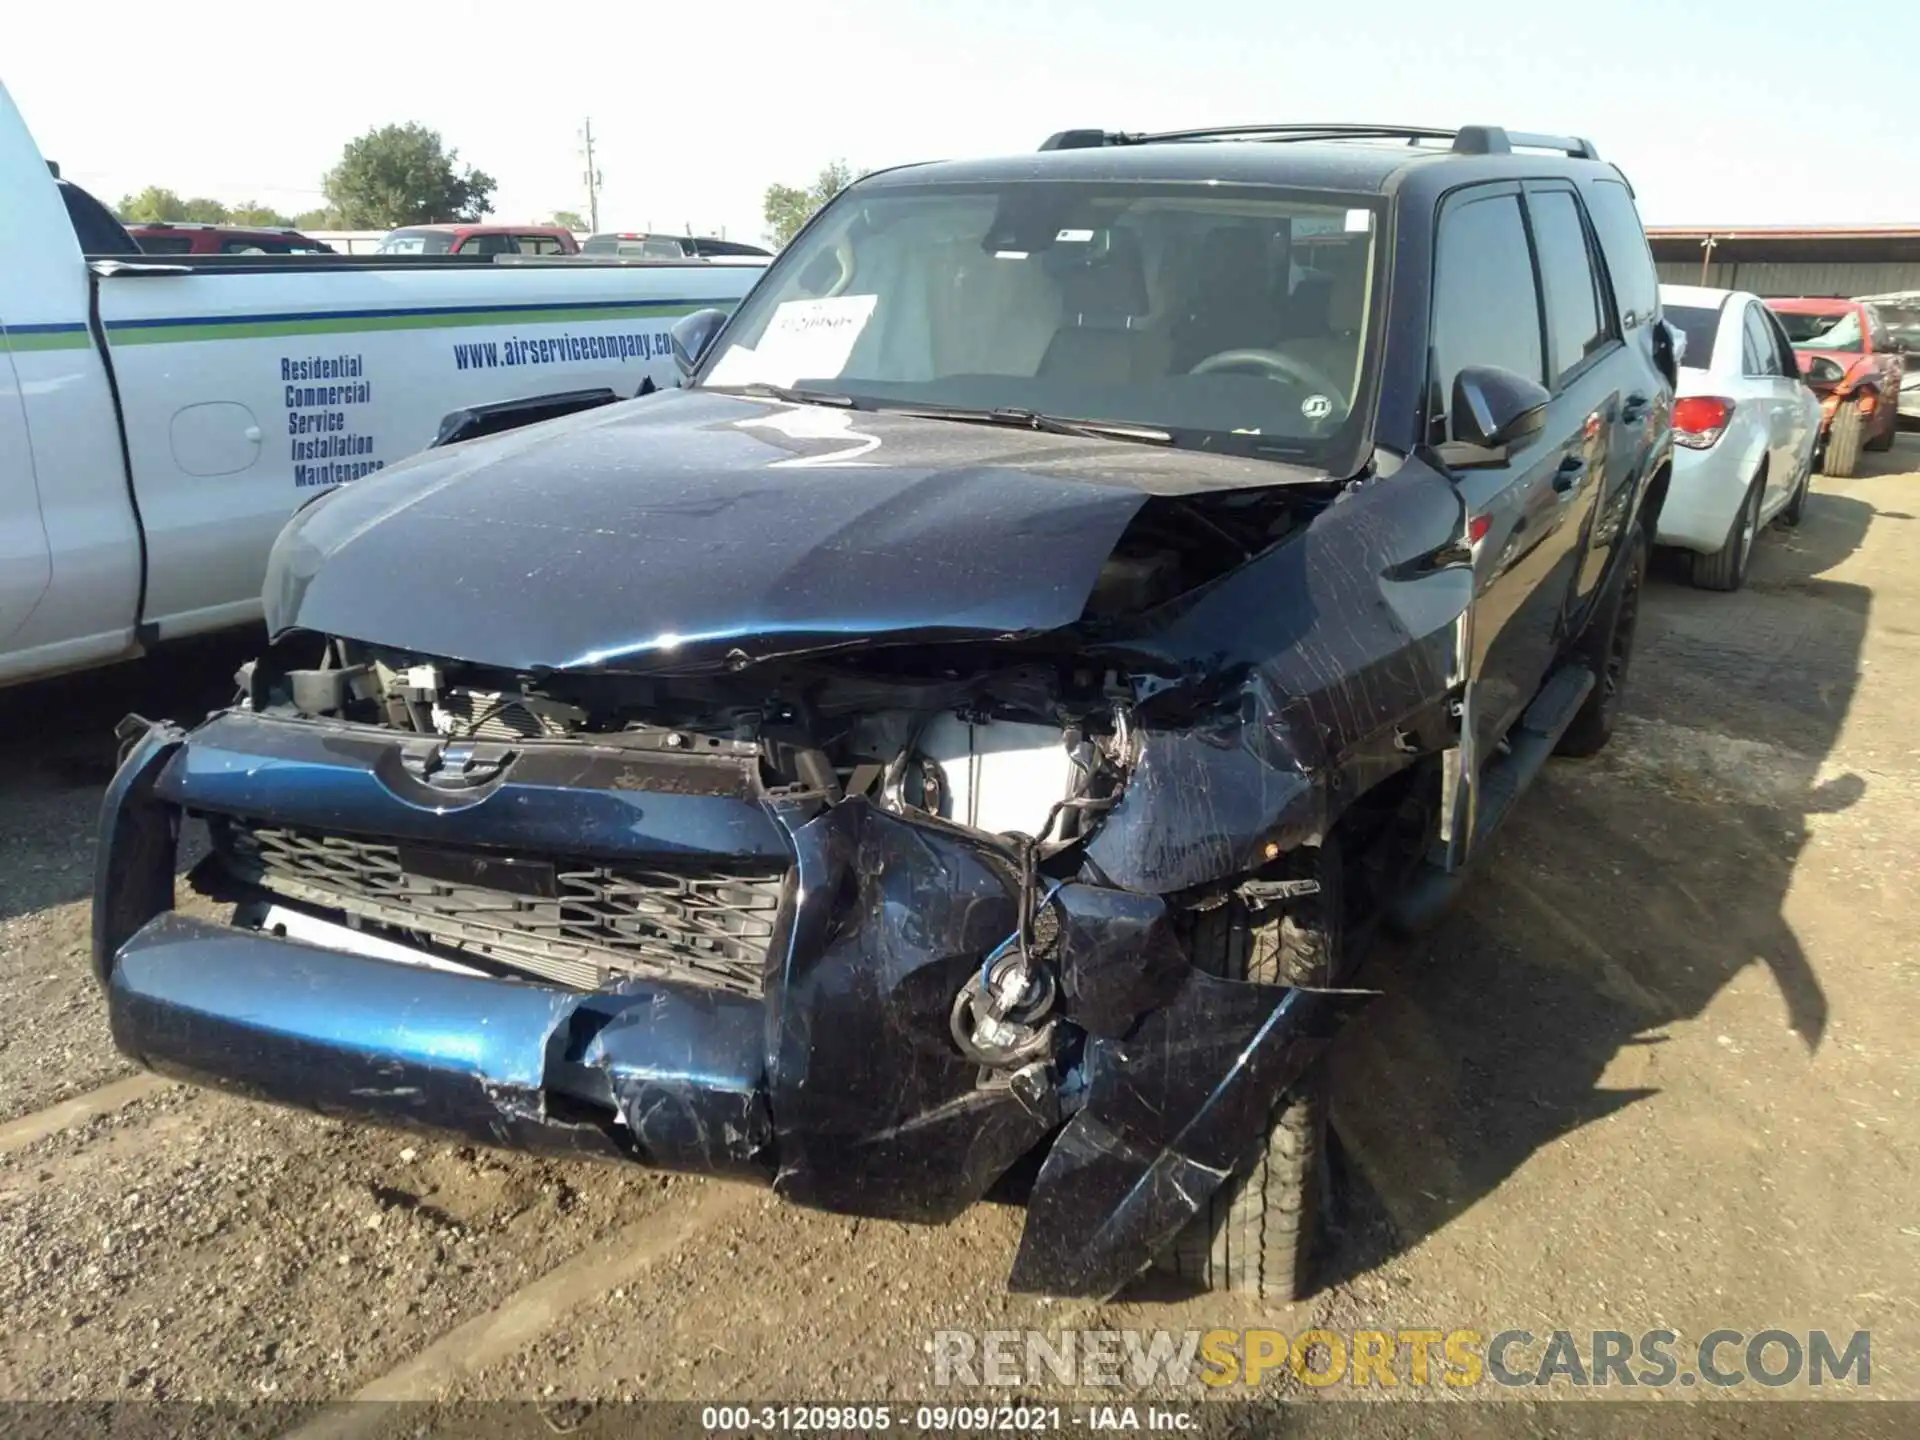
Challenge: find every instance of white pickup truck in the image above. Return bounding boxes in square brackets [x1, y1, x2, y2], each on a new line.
[0, 82, 764, 687]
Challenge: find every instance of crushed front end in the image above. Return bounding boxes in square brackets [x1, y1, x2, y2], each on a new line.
[93, 399, 1473, 1298]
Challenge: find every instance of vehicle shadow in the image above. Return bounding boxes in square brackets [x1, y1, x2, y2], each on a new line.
[1317, 489, 1877, 1293]
[0, 629, 260, 924]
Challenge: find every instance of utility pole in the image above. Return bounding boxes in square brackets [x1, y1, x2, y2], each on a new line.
[580, 119, 602, 233]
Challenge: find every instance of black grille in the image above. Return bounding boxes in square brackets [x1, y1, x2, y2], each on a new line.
[217, 821, 783, 996]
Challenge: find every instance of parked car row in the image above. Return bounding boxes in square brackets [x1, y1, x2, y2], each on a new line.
[2, 86, 766, 690]
[112, 222, 775, 262]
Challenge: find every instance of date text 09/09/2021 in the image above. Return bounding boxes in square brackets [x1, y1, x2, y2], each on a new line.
[700, 1407, 1187, 1432]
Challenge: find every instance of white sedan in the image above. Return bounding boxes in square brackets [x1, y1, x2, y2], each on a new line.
[1656, 284, 1824, 591]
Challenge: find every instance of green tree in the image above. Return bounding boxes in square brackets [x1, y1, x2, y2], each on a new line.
[293, 208, 339, 230]
[551, 209, 586, 231]
[322, 123, 496, 228]
[116, 187, 231, 224]
[762, 160, 859, 248]
[228, 201, 298, 227]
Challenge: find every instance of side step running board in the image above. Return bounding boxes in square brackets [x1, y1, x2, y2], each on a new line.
[1388, 664, 1596, 934]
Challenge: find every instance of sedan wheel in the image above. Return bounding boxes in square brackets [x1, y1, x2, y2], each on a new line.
[1780, 461, 1812, 528]
[1690, 472, 1763, 592]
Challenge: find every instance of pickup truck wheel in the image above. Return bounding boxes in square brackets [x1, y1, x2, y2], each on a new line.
[1556, 525, 1648, 758]
[1690, 471, 1763, 593]
[1822, 400, 1864, 477]
[1161, 840, 1341, 1301]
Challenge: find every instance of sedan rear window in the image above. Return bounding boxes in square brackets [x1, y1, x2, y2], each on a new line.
[1662, 303, 1720, 368]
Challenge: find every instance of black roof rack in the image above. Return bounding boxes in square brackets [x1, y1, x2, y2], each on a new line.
[1039, 123, 1599, 161]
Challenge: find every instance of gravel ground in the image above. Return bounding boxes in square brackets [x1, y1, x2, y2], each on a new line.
[3, 445, 1917, 1416]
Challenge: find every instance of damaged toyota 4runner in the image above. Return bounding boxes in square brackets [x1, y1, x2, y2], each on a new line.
[95, 123, 1675, 1301]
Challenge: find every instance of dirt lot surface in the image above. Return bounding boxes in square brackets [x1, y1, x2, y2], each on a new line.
[4, 443, 1917, 1423]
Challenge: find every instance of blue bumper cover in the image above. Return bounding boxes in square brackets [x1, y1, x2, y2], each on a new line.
[93, 712, 1363, 1298]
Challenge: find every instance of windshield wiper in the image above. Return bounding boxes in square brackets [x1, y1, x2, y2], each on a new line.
[703, 381, 856, 407]
[879, 403, 1173, 446]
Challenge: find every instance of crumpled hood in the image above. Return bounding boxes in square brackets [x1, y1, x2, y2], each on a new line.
[264, 387, 1318, 673]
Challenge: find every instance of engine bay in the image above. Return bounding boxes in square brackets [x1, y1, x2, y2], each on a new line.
[242, 639, 1138, 849]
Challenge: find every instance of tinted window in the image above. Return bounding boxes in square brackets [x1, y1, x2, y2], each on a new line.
[523, 236, 565, 255]
[1528, 190, 1607, 384]
[378, 230, 450, 255]
[1742, 306, 1784, 376]
[134, 234, 194, 255]
[1584, 178, 1659, 328]
[1759, 308, 1800, 376]
[62, 181, 141, 254]
[1431, 190, 1545, 417]
[696, 239, 772, 257]
[1662, 303, 1721, 368]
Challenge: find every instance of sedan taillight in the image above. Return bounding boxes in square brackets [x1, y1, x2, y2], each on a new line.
[1674, 395, 1735, 449]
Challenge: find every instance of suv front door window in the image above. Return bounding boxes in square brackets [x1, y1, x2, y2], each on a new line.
[1430, 184, 1583, 751]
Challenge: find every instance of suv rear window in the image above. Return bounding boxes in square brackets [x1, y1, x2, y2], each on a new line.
[1527, 189, 1608, 384]
[1582, 179, 1658, 328]
[1662, 303, 1721, 368]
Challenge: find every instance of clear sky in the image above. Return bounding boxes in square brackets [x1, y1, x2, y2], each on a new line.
[10, 0, 1915, 242]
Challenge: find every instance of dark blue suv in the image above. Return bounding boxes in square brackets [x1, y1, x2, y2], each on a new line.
[97, 121, 1673, 1302]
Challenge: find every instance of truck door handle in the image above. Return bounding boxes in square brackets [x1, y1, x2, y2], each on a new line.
[1621, 394, 1650, 423]
[1553, 457, 1587, 493]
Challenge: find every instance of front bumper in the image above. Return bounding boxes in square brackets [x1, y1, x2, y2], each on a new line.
[95, 713, 1362, 1298]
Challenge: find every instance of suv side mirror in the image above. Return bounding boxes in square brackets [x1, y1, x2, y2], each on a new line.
[1450, 365, 1551, 450]
[670, 308, 730, 378]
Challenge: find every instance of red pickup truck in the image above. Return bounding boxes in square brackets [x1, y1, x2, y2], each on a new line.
[1764, 297, 1905, 477]
[128, 222, 335, 255]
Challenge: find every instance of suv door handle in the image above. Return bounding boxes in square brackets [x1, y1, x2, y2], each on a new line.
[1621, 394, 1650, 423]
[1553, 456, 1587, 493]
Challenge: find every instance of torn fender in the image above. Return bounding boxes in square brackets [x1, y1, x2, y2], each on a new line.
[1009, 972, 1373, 1299]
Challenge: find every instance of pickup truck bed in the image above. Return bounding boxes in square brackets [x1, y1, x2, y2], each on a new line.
[0, 81, 763, 686]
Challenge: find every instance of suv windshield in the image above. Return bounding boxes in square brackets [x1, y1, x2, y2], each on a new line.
[698, 179, 1384, 466]
[1772, 307, 1862, 349]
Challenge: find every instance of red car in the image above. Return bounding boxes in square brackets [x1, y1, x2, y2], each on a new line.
[1764, 297, 1904, 477]
[129, 223, 335, 255]
[375, 224, 579, 256]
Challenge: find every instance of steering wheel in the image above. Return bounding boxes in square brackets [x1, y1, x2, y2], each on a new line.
[1187, 347, 1350, 417]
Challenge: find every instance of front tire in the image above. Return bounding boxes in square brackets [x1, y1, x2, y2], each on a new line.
[1690, 471, 1763, 592]
[1823, 400, 1864, 477]
[1163, 841, 1342, 1300]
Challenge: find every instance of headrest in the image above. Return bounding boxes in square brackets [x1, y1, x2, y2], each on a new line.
[1193, 225, 1271, 302]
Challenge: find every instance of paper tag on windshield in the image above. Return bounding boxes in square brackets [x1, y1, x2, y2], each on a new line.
[749, 295, 878, 385]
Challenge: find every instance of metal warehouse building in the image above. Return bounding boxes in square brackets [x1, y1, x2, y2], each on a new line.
[1648, 225, 1920, 298]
